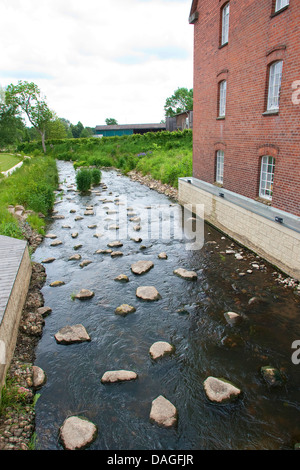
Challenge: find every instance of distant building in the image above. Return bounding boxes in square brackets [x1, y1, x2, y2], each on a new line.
[94, 123, 166, 137]
[178, 0, 300, 280]
[166, 111, 193, 132]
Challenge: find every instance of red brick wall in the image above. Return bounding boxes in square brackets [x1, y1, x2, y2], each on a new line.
[192, 0, 300, 216]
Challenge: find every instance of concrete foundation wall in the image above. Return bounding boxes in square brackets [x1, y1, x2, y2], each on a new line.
[0, 243, 32, 393]
[179, 179, 300, 280]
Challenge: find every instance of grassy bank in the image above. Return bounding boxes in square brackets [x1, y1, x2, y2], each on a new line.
[17, 129, 193, 188]
[0, 156, 58, 238]
[0, 154, 22, 172]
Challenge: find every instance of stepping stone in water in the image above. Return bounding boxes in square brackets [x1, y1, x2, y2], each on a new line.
[50, 240, 63, 246]
[68, 254, 81, 261]
[74, 244, 82, 250]
[95, 249, 112, 254]
[114, 274, 129, 282]
[37, 306, 52, 317]
[131, 237, 142, 243]
[136, 286, 160, 301]
[203, 376, 242, 403]
[60, 416, 97, 450]
[75, 289, 94, 300]
[150, 395, 177, 428]
[42, 257, 56, 263]
[93, 233, 103, 238]
[80, 260, 92, 268]
[71, 232, 78, 238]
[224, 311, 242, 326]
[52, 214, 65, 219]
[115, 304, 136, 316]
[101, 370, 138, 384]
[158, 252, 168, 259]
[55, 324, 91, 344]
[260, 366, 284, 387]
[50, 280, 65, 287]
[131, 260, 154, 275]
[88, 224, 97, 229]
[174, 268, 197, 280]
[111, 251, 123, 258]
[149, 341, 174, 360]
[84, 210, 94, 216]
[75, 216, 83, 221]
[107, 241, 123, 248]
[45, 233, 57, 239]
[32, 366, 47, 389]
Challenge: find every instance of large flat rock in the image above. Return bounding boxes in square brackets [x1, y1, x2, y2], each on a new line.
[136, 286, 160, 301]
[101, 370, 138, 383]
[131, 260, 154, 275]
[55, 324, 91, 344]
[203, 376, 242, 403]
[150, 395, 177, 428]
[60, 416, 97, 450]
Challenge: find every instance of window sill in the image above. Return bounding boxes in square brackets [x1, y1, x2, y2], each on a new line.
[219, 42, 228, 50]
[217, 116, 226, 120]
[270, 5, 289, 18]
[255, 197, 272, 206]
[262, 110, 279, 116]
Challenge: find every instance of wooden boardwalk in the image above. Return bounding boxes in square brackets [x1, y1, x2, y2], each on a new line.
[0, 235, 28, 324]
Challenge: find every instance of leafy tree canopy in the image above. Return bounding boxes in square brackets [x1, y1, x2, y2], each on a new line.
[105, 118, 118, 125]
[5, 81, 53, 153]
[164, 87, 193, 118]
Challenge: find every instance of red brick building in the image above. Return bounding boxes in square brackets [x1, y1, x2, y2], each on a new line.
[189, 0, 300, 216]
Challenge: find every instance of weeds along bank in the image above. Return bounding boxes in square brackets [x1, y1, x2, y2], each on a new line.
[0, 156, 58, 239]
[18, 129, 193, 188]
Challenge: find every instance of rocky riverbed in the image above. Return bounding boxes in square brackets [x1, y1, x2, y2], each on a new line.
[0, 218, 47, 450]
[0, 167, 299, 451]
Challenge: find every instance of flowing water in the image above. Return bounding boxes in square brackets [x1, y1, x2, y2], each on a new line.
[32, 160, 300, 450]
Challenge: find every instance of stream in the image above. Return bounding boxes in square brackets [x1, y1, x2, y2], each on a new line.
[32, 160, 300, 450]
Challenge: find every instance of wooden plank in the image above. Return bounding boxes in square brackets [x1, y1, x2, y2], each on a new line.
[0, 235, 28, 324]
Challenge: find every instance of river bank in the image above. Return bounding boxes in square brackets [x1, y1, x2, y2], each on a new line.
[0, 164, 299, 450]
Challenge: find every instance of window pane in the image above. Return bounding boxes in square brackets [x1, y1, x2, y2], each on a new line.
[275, 0, 289, 12]
[259, 156, 275, 200]
[219, 80, 227, 116]
[267, 61, 283, 111]
[222, 3, 230, 45]
[216, 150, 224, 184]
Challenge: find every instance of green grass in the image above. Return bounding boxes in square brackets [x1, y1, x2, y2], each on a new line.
[18, 129, 193, 188]
[0, 156, 58, 239]
[0, 153, 22, 172]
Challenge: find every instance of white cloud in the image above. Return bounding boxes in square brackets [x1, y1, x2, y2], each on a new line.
[0, 0, 193, 127]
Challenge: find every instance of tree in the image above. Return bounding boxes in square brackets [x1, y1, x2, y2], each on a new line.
[105, 118, 118, 125]
[164, 87, 193, 118]
[70, 121, 84, 138]
[5, 81, 53, 153]
[0, 85, 25, 148]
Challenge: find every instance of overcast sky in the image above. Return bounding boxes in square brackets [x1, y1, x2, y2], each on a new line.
[1, 0, 194, 128]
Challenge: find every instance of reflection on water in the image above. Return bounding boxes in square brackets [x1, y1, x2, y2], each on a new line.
[33, 161, 300, 450]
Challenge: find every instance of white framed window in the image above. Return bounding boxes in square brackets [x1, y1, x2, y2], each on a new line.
[275, 0, 289, 12]
[267, 61, 283, 111]
[216, 150, 224, 184]
[259, 156, 275, 200]
[221, 3, 230, 45]
[219, 80, 227, 117]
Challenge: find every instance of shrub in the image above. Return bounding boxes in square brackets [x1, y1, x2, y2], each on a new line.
[91, 168, 101, 185]
[75, 168, 92, 192]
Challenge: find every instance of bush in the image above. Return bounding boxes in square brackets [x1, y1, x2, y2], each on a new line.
[91, 168, 101, 185]
[75, 168, 92, 192]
